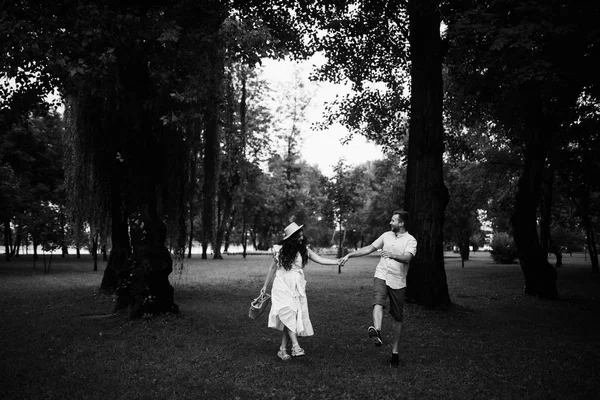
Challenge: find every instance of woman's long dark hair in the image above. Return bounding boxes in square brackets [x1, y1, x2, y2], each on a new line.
[278, 230, 308, 270]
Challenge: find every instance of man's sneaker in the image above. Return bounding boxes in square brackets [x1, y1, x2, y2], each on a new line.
[389, 353, 400, 368]
[368, 326, 383, 347]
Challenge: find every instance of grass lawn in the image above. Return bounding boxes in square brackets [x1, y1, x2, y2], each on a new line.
[1, 251, 599, 400]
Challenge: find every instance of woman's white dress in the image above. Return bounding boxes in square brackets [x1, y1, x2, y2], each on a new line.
[268, 247, 314, 336]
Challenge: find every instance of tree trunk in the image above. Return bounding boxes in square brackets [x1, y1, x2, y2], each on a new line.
[60, 213, 67, 257]
[459, 226, 470, 263]
[539, 165, 554, 255]
[100, 177, 131, 293]
[242, 215, 248, 258]
[187, 212, 194, 259]
[91, 231, 98, 272]
[574, 189, 599, 273]
[404, 0, 451, 309]
[585, 227, 599, 273]
[201, 241, 209, 259]
[549, 236, 563, 268]
[4, 219, 11, 262]
[11, 231, 20, 257]
[223, 208, 235, 253]
[201, 44, 224, 262]
[510, 126, 558, 299]
[127, 203, 179, 319]
[10, 226, 19, 257]
[214, 192, 233, 259]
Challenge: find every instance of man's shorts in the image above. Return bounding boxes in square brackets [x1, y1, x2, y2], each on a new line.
[373, 277, 406, 322]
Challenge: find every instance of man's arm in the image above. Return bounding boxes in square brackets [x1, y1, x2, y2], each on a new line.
[340, 244, 378, 265]
[381, 251, 413, 263]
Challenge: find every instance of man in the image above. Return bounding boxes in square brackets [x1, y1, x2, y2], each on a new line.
[340, 210, 417, 368]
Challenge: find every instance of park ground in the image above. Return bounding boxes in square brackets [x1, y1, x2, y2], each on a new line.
[0, 251, 599, 400]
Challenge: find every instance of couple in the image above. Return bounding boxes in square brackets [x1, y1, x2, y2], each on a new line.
[260, 210, 417, 368]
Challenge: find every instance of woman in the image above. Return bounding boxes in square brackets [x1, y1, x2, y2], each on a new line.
[261, 222, 340, 360]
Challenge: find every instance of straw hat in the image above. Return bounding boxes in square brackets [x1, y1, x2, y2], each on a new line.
[283, 222, 304, 240]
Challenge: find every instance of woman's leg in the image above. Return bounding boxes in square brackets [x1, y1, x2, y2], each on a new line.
[280, 328, 289, 350]
[277, 329, 291, 360]
[287, 328, 305, 356]
[286, 327, 299, 348]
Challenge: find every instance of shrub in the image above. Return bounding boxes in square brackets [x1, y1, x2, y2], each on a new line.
[490, 232, 518, 264]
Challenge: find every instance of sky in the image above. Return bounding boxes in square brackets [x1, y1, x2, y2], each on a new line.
[39, 54, 384, 177]
[260, 56, 384, 177]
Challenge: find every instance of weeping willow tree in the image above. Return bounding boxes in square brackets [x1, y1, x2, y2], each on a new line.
[63, 47, 180, 317]
[56, 1, 230, 318]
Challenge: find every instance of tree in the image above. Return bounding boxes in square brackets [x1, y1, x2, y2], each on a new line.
[445, 0, 600, 296]
[400, 0, 450, 307]
[325, 159, 360, 264]
[310, 0, 450, 308]
[0, 110, 65, 263]
[2, 0, 317, 317]
[444, 161, 490, 264]
[356, 158, 406, 244]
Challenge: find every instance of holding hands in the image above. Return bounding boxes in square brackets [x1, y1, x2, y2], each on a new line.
[338, 255, 350, 267]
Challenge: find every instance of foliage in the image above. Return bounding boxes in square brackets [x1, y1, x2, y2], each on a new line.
[344, 156, 405, 247]
[0, 110, 65, 259]
[489, 232, 518, 264]
[324, 159, 360, 257]
[443, 0, 600, 296]
[444, 161, 491, 260]
[310, 1, 411, 155]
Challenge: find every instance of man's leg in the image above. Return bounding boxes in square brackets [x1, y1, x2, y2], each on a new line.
[391, 319, 403, 354]
[372, 304, 384, 331]
[369, 278, 387, 347]
[388, 287, 406, 368]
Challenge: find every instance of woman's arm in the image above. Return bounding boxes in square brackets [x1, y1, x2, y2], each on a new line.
[307, 248, 339, 266]
[261, 259, 277, 293]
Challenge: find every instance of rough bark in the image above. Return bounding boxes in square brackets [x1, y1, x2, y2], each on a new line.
[100, 175, 131, 293]
[127, 205, 179, 319]
[404, 0, 451, 308]
[510, 131, 558, 299]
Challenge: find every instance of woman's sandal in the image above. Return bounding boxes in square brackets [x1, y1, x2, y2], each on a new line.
[291, 344, 305, 357]
[277, 348, 291, 361]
